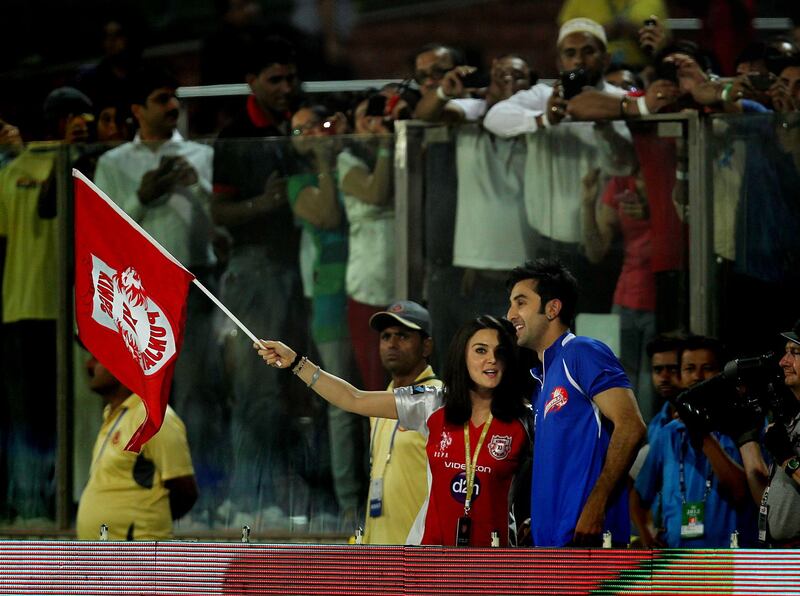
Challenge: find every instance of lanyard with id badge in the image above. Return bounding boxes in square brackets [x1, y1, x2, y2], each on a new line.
[679, 431, 712, 540]
[367, 419, 401, 518]
[368, 376, 439, 518]
[456, 414, 493, 546]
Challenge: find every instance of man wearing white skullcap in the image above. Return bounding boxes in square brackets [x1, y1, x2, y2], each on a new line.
[482, 17, 634, 312]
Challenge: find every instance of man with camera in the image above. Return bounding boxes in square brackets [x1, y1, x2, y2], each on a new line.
[483, 18, 634, 311]
[634, 335, 754, 547]
[94, 67, 222, 522]
[735, 323, 800, 546]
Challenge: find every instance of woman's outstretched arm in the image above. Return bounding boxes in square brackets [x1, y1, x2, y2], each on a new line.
[255, 339, 398, 419]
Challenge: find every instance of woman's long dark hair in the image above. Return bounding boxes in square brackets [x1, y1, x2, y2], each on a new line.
[442, 315, 528, 425]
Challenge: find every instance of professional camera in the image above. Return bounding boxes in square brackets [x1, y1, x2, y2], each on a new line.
[671, 352, 798, 436]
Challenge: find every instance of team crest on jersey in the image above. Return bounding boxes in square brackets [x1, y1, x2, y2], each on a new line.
[111, 430, 121, 446]
[439, 430, 452, 452]
[90, 254, 177, 376]
[487, 435, 512, 460]
[544, 386, 569, 418]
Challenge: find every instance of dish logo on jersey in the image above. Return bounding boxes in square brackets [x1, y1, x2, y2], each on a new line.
[439, 430, 452, 451]
[488, 435, 512, 460]
[450, 471, 481, 504]
[433, 430, 452, 458]
[544, 386, 568, 419]
[91, 255, 177, 375]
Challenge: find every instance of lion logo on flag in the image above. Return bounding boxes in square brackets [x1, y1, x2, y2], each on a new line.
[89, 254, 177, 375]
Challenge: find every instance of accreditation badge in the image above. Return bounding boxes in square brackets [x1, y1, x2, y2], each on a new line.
[680, 502, 705, 539]
[368, 477, 384, 517]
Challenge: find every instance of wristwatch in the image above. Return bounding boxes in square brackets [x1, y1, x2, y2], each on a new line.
[785, 456, 800, 476]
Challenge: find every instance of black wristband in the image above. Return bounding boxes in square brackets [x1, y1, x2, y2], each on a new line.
[734, 426, 761, 448]
[288, 352, 302, 372]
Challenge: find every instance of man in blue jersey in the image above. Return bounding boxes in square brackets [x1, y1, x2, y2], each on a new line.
[634, 336, 754, 547]
[506, 259, 646, 546]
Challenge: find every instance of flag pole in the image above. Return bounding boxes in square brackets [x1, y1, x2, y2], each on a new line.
[73, 169, 262, 346]
[191, 278, 260, 345]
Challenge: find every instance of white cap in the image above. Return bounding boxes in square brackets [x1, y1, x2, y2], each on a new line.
[557, 18, 608, 48]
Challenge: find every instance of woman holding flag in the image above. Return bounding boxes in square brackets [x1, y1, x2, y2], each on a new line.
[255, 315, 531, 546]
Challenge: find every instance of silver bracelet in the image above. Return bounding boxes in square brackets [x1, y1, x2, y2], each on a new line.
[293, 356, 308, 375]
[307, 365, 322, 389]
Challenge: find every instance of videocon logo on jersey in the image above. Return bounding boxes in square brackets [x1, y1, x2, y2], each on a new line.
[90, 254, 177, 375]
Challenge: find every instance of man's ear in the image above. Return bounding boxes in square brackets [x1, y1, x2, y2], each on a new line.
[130, 103, 144, 122]
[422, 336, 434, 359]
[245, 73, 256, 91]
[545, 298, 563, 321]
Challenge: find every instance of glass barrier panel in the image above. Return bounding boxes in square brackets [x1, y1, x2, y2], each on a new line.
[0, 141, 70, 532]
[60, 132, 399, 540]
[708, 112, 800, 358]
[417, 118, 690, 425]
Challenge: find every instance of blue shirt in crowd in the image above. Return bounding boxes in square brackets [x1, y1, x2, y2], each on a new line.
[635, 419, 756, 547]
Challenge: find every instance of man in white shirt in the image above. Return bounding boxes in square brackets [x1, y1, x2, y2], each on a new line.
[483, 19, 634, 312]
[416, 55, 536, 320]
[94, 69, 215, 269]
[94, 69, 224, 524]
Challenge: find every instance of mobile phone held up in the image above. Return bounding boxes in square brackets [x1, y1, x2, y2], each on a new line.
[560, 68, 589, 100]
[642, 17, 657, 55]
[748, 73, 774, 92]
[654, 61, 679, 84]
[460, 70, 490, 89]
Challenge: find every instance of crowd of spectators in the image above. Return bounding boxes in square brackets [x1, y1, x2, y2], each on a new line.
[0, 4, 799, 548]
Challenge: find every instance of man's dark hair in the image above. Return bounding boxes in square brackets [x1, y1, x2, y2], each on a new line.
[655, 40, 715, 75]
[411, 43, 465, 69]
[243, 36, 297, 77]
[735, 41, 770, 70]
[506, 259, 579, 327]
[129, 67, 179, 106]
[605, 62, 645, 88]
[442, 315, 526, 425]
[779, 54, 800, 73]
[677, 334, 725, 369]
[646, 335, 683, 359]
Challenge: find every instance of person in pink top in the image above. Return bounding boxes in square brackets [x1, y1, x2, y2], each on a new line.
[581, 168, 657, 421]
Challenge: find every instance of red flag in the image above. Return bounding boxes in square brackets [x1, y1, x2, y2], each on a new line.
[73, 170, 195, 452]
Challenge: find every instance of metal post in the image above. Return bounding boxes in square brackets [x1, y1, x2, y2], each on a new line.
[686, 112, 715, 335]
[55, 145, 74, 531]
[393, 121, 427, 301]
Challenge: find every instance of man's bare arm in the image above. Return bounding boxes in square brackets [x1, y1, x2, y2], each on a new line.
[573, 387, 646, 544]
[738, 441, 769, 505]
[701, 434, 749, 506]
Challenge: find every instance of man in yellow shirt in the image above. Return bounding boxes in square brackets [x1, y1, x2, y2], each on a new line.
[363, 301, 442, 544]
[76, 351, 197, 540]
[0, 87, 94, 524]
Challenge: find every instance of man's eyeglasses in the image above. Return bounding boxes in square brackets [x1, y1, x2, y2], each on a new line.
[291, 120, 321, 136]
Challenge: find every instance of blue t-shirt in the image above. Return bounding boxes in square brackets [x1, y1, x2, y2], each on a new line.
[634, 419, 756, 547]
[530, 331, 632, 546]
[648, 401, 672, 444]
